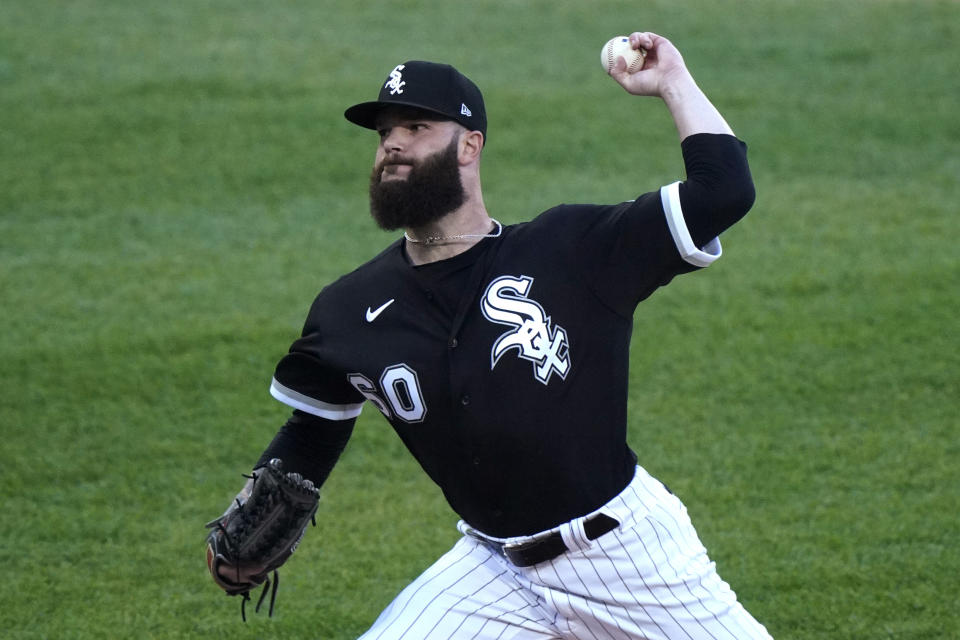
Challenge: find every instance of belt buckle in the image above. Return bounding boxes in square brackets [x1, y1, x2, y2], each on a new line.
[501, 539, 532, 566]
[501, 539, 526, 557]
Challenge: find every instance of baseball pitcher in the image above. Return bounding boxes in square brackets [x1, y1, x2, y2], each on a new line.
[206, 31, 774, 639]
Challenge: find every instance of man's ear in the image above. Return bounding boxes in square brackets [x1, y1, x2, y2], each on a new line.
[458, 130, 484, 164]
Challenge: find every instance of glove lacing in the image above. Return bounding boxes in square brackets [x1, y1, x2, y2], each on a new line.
[240, 570, 279, 622]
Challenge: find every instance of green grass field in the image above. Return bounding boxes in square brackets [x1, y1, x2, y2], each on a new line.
[1, 1, 957, 638]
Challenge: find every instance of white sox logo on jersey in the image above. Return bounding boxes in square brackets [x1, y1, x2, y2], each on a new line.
[481, 275, 570, 385]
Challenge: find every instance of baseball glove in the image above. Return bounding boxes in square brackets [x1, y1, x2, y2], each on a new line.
[205, 458, 319, 620]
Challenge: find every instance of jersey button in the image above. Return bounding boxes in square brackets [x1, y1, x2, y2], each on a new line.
[461, 395, 470, 406]
[448, 338, 458, 348]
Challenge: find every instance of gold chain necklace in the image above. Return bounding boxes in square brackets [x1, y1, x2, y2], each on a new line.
[404, 219, 503, 245]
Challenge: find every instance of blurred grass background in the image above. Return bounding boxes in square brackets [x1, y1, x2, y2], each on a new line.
[1, 1, 957, 638]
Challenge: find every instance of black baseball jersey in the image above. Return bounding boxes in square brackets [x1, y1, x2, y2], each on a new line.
[268, 133, 753, 537]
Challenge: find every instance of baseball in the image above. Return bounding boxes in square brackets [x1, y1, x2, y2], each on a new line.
[601, 36, 646, 74]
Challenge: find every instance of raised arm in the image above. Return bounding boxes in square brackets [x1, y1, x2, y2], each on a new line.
[607, 32, 734, 140]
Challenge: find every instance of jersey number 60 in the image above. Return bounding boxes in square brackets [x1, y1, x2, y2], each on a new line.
[348, 364, 427, 423]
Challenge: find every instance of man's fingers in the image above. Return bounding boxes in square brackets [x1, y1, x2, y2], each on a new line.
[629, 31, 657, 53]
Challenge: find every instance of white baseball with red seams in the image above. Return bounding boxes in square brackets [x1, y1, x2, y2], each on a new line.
[601, 36, 647, 74]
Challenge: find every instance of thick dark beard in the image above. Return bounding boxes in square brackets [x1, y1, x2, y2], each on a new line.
[368, 137, 466, 231]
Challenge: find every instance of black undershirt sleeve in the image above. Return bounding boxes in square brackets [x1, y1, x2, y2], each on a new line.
[255, 410, 355, 488]
[677, 133, 756, 247]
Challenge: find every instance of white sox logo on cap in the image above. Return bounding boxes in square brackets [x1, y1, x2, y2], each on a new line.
[385, 64, 405, 95]
[481, 275, 570, 385]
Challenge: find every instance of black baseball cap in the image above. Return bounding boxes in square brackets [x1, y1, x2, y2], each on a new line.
[344, 61, 486, 138]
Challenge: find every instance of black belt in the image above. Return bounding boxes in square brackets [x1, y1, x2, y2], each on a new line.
[481, 513, 619, 568]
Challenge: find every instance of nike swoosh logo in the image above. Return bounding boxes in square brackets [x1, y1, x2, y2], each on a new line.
[365, 298, 395, 322]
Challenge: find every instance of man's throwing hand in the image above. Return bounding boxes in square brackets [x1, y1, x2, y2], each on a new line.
[607, 32, 690, 99]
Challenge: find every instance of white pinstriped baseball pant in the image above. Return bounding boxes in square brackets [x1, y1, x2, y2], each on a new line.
[358, 466, 773, 640]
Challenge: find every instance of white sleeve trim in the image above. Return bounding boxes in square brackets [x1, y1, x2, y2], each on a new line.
[660, 181, 722, 268]
[270, 377, 364, 420]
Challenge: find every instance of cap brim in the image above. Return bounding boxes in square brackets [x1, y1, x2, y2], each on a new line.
[344, 100, 463, 131]
[343, 101, 386, 130]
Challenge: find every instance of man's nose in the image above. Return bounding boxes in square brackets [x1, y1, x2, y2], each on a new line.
[381, 128, 409, 152]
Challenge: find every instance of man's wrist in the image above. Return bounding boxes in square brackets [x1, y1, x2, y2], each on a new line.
[660, 73, 734, 139]
[659, 71, 701, 108]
